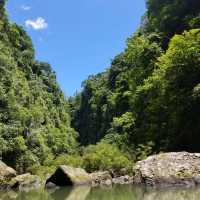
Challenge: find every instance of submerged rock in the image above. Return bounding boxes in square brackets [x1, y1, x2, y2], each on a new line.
[46, 165, 92, 187]
[0, 161, 16, 189]
[9, 173, 41, 191]
[133, 152, 200, 187]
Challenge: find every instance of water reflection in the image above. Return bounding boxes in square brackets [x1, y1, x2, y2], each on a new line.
[50, 186, 90, 200]
[1, 185, 200, 200]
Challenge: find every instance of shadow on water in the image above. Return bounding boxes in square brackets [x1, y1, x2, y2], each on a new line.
[1, 185, 200, 200]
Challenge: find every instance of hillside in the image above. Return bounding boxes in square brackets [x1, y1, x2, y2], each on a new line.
[1, 0, 200, 175]
[0, 0, 77, 173]
[70, 0, 200, 159]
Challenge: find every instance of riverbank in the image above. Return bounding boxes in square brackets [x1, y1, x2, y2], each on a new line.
[2, 152, 200, 191]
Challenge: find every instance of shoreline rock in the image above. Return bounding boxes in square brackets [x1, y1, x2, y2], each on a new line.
[0, 161, 41, 191]
[90, 171, 112, 187]
[9, 173, 41, 191]
[133, 152, 200, 187]
[0, 161, 16, 190]
[45, 165, 92, 187]
[3, 152, 200, 191]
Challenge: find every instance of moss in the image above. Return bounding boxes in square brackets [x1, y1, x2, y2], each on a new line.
[176, 170, 194, 178]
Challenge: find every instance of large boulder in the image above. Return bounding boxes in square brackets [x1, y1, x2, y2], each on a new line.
[46, 165, 92, 187]
[9, 173, 41, 191]
[133, 152, 200, 187]
[0, 161, 16, 189]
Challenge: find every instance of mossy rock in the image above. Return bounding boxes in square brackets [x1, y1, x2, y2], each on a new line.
[0, 161, 16, 189]
[133, 152, 200, 187]
[9, 173, 41, 191]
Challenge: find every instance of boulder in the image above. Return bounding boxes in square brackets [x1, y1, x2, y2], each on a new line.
[112, 175, 133, 185]
[90, 171, 112, 187]
[101, 179, 112, 186]
[9, 173, 41, 191]
[46, 165, 92, 187]
[133, 152, 200, 187]
[0, 161, 16, 189]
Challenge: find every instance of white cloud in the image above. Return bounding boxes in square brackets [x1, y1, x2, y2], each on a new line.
[25, 17, 48, 30]
[21, 5, 31, 11]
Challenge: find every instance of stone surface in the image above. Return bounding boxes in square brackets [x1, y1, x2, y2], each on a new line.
[0, 161, 16, 189]
[46, 165, 92, 187]
[90, 171, 112, 187]
[112, 175, 133, 185]
[45, 181, 58, 189]
[133, 152, 200, 187]
[101, 179, 112, 186]
[9, 173, 41, 191]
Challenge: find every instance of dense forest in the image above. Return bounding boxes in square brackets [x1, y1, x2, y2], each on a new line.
[1, 0, 200, 175]
[70, 0, 200, 159]
[0, 0, 78, 173]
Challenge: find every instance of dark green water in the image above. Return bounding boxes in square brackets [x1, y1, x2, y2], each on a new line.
[1, 185, 200, 200]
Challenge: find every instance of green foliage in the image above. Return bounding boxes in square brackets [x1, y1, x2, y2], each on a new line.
[53, 154, 83, 168]
[28, 144, 132, 176]
[145, 0, 200, 48]
[0, 2, 78, 172]
[1, 0, 200, 175]
[133, 29, 200, 152]
[135, 142, 154, 161]
[71, 0, 200, 161]
[82, 142, 132, 173]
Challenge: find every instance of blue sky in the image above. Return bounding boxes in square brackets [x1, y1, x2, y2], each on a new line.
[7, 0, 146, 96]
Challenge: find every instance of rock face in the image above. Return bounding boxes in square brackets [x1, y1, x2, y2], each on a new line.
[46, 165, 92, 187]
[133, 152, 200, 187]
[90, 171, 112, 187]
[90, 171, 133, 186]
[0, 161, 16, 189]
[0, 161, 41, 191]
[112, 175, 133, 185]
[9, 173, 41, 191]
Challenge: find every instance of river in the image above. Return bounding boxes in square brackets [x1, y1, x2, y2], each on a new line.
[1, 185, 200, 200]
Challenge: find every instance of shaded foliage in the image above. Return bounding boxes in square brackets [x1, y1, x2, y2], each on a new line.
[71, 0, 200, 159]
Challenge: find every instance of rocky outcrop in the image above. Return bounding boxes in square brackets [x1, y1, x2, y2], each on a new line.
[9, 173, 41, 191]
[90, 171, 133, 186]
[0, 161, 17, 189]
[90, 171, 112, 187]
[112, 175, 133, 185]
[0, 161, 41, 191]
[133, 152, 200, 187]
[46, 165, 92, 187]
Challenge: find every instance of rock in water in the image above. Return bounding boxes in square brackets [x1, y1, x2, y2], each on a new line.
[46, 165, 92, 187]
[9, 173, 41, 191]
[0, 162, 41, 191]
[133, 152, 200, 187]
[112, 175, 133, 185]
[90, 171, 112, 187]
[0, 161, 16, 189]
